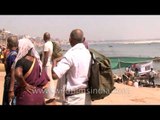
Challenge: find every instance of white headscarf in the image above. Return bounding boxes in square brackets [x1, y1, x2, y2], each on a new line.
[13, 38, 42, 70]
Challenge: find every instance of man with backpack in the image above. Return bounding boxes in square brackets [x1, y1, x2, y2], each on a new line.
[52, 29, 92, 105]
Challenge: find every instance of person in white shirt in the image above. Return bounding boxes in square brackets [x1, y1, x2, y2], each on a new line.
[42, 32, 56, 103]
[52, 29, 91, 105]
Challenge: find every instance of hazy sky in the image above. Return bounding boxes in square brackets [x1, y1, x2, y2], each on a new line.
[1, 15, 160, 41]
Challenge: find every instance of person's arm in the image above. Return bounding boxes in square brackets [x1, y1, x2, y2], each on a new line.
[52, 56, 63, 79]
[3, 50, 9, 71]
[8, 53, 17, 101]
[52, 56, 71, 80]
[42, 51, 49, 68]
[52, 70, 59, 79]
[53, 56, 63, 67]
[8, 68, 15, 101]
[15, 67, 36, 94]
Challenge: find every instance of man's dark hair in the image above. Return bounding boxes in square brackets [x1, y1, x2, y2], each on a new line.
[7, 36, 18, 48]
[44, 32, 50, 40]
[70, 29, 84, 43]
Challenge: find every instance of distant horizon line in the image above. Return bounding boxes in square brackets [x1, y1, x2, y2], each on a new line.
[88, 38, 160, 41]
[1, 28, 160, 42]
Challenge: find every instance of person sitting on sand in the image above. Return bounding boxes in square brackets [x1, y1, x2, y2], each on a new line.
[125, 66, 135, 78]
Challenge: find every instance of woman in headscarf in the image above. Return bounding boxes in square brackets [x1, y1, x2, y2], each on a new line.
[14, 38, 50, 105]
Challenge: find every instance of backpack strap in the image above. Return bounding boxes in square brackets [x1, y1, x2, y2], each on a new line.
[90, 51, 94, 59]
[89, 51, 96, 63]
[52, 41, 63, 59]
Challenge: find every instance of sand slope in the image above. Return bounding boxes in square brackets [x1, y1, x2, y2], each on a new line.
[1, 71, 160, 105]
[0, 72, 5, 105]
[92, 83, 160, 105]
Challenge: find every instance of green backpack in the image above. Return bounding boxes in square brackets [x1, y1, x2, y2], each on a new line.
[88, 48, 115, 101]
[51, 41, 63, 60]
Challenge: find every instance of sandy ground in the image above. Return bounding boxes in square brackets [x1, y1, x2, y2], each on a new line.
[0, 64, 4, 72]
[1, 70, 160, 105]
[0, 72, 4, 105]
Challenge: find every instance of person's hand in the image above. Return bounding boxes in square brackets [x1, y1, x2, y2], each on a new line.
[53, 57, 63, 67]
[53, 59, 57, 68]
[24, 83, 36, 94]
[42, 82, 49, 89]
[8, 91, 15, 102]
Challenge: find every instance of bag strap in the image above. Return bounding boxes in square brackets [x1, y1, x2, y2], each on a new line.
[89, 51, 95, 79]
[90, 51, 96, 64]
[52, 41, 55, 52]
[90, 51, 93, 59]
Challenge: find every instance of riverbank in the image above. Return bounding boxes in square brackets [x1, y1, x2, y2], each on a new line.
[1, 71, 160, 105]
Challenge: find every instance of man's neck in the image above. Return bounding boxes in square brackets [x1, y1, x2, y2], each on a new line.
[45, 39, 50, 43]
[11, 47, 17, 51]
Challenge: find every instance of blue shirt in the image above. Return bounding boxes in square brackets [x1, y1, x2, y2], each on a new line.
[5, 50, 17, 75]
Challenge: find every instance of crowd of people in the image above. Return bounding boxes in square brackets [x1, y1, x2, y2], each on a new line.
[114, 66, 157, 88]
[2, 28, 159, 105]
[2, 29, 91, 105]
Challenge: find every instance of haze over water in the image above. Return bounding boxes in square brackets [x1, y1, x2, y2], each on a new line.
[1, 15, 160, 41]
